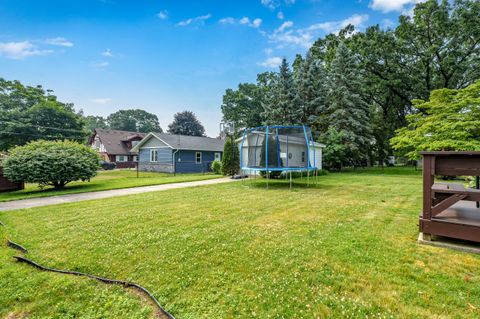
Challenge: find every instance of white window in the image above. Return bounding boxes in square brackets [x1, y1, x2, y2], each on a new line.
[195, 152, 202, 164]
[214, 152, 221, 161]
[116, 155, 127, 162]
[150, 150, 158, 162]
[301, 151, 306, 163]
[133, 155, 138, 162]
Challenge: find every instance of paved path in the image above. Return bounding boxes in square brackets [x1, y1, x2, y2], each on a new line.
[0, 178, 236, 212]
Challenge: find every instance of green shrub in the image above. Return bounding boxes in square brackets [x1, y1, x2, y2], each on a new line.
[211, 160, 223, 174]
[2, 140, 100, 189]
[317, 169, 329, 176]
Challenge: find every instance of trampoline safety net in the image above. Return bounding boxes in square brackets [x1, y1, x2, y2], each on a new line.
[239, 125, 319, 172]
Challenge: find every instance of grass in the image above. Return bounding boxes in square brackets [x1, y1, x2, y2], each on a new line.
[0, 169, 222, 202]
[0, 236, 155, 318]
[1, 167, 480, 318]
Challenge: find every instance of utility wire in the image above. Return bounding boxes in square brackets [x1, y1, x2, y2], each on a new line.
[0, 131, 85, 139]
[0, 120, 88, 134]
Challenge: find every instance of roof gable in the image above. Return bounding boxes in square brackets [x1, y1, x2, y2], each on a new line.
[132, 133, 225, 152]
[93, 128, 147, 154]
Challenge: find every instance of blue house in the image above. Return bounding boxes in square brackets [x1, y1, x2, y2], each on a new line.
[131, 132, 225, 173]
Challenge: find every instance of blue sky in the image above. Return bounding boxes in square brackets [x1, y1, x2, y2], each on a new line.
[0, 0, 416, 136]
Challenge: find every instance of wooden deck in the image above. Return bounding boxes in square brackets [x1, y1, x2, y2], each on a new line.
[420, 151, 480, 244]
[433, 200, 480, 227]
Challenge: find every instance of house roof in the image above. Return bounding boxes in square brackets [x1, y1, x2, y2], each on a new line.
[131, 132, 225, 152]
[92, 128, 147, 155]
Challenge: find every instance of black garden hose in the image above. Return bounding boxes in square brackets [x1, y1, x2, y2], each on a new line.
[7, 239, 28, 253]
[2, 223, 176, 319]
[13, 256, 175, 319]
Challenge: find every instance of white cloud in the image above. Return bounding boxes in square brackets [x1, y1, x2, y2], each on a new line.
[277, 20, 294, 32]
[259, 56, 283, 68]
[219, 17, 235, 24]
[219, 17, 262, 28]
[91, 61, 109, 68]
[261, 0, 295, 9]
[268, 14, 369, 48]
[45, 37, 74, 47]
[401, 5, 416, 17]
[0, 41, 52, 59]
[369, 0, 424, 13]
[382, 18, 395, 28]
[252, 18, 263, 28]
[239, 17, 250, 25]
[157, 10, 168, 20]
[307, 14, 369, 34]
[277, 11, 285, 20]
[102, 48, 113, 57]
[91, 98, 112, 105]
[177, 14, 212, 27]
[261, 0, 279, 10]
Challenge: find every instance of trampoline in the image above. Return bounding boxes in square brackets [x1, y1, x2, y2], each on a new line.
[239, 125, 323, 187]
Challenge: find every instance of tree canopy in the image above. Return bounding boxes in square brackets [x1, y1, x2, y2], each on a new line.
[107, 109, 162, 133]
[220, 0, 480, 169]
[0, 78, 87, 151]
[391, 80, 480, 159]
[167, 111, 205, 136]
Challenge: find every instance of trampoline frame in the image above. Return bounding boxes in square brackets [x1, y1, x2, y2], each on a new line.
[239, 125, 320, 188]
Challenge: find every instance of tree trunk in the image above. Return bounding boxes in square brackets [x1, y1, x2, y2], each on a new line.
[53, 181, 67, 189]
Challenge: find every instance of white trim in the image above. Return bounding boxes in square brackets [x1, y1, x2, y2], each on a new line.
[195, 151, 202, 164]
[150, 149, 158, 162]
[116, 155, 127, 162]
[136, 146, 171, 149]
[214, 152, 221, 161]
[151, 132, 174, 149]
[130, 132, 173, 152]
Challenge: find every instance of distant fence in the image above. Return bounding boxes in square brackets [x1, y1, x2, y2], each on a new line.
[0, 167, 24, 192]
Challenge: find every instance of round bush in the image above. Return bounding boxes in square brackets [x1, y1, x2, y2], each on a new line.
[2, 140, 100, 189]
[210, 160, 222, 174]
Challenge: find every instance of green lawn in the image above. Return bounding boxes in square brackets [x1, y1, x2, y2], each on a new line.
[1, 167, 479, 318]
[0, 169, 222, 202]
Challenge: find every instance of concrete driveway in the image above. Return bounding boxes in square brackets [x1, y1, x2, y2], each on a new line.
[0, 177, 236, 212]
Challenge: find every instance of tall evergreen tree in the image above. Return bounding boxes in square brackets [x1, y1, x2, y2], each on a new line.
[297, 53, 327, 130]
[222, 137, 239, 176]
[262, 58, 302, 125]
[321, 42, 373, 167]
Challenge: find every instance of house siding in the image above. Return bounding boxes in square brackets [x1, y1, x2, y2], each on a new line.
[136, 134, 223, 174]
[174, 150, 220, 173]
[138, 147, 173, 173]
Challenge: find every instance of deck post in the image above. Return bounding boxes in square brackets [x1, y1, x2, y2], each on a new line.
[422, 154, 434, 220]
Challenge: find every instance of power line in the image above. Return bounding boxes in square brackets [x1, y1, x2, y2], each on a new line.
[0, 120, 87, 134]
[0, 131, 85, 139]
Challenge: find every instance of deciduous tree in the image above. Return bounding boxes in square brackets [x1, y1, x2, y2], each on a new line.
[391, 81, 480, 159]
[107, 109, 162, 133]
[167, 111, 205, 136]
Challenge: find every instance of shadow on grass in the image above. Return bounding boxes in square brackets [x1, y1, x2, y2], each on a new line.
[240, 178, 334, 191]
[332, 166, 421, 176]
